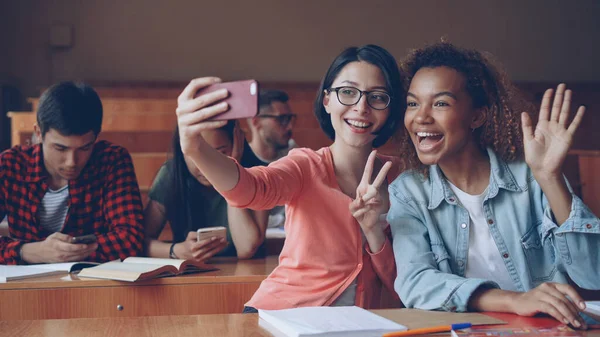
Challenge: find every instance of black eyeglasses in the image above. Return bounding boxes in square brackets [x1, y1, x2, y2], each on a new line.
[328, 86, 391, 110]
[255, 113, 297, 126]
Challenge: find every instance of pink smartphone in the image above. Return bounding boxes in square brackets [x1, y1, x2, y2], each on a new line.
[195, 79, 259, 121]
[197, 226, 227, 241]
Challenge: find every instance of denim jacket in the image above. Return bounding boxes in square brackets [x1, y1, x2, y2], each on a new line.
[388, 148, 600, 314]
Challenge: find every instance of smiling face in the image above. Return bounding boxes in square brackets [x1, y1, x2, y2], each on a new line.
[323, 61, 390, 149]
[405, 66, 485, 166]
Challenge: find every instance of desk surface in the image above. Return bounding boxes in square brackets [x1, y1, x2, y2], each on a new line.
[0, 257, 279, 319]
[0, 256, 279, 290]
[0, 311, 597, 337]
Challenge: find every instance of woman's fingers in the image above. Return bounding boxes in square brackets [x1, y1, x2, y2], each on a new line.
[555, 283, 586, 310]
[538, 88, 554, 122]
[537, 283, 587, 329]
[178, 89, 229, 116]
[543, 292, 582, 327]
[360, 151, 378, 186]
[550, 84, 566, 123]
[178, 101, 229, 125]
[352, 207, 369, 219]
[349, 197, 363, 213]
[177, 77, 222, 104]
[521, 112, 535, 143]
[557, 89, 572, 126]
[371, 161, 392, 189]
[567, 105, 586, 135]
[193, 239, 228, 261]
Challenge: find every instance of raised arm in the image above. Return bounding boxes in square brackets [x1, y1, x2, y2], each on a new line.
[522, 84, 600, 289]
[521, 84, 585, 224]
[176, 77, 241, 191]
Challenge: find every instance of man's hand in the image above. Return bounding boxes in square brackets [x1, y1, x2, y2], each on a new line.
[20, 233, 98, 263]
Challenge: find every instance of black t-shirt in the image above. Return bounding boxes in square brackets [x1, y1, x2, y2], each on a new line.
[148, 160, 265, 258]
[240, 141, 268, 168]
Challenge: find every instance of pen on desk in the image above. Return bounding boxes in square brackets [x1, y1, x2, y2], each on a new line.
[382, 323, 472, 337]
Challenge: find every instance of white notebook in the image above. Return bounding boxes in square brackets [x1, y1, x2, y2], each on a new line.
[0, 262, 98, 282]
[584, 301, 600, 316]
[258, 306, 407, 337]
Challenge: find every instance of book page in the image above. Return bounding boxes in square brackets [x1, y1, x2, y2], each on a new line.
[0, 265, 66, 282]
[259, 306, 406, 336]
[91, 262, 167, 273]
[123, 257, 185, 269]
[28, 262, 99, 272]
[25, 263, 78, 272]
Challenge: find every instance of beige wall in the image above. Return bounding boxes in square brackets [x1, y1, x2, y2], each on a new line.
[1, 0, 599, 98]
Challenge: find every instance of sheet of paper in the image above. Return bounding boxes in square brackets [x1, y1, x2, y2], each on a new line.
[29, 263, 79, 272]
[0, 265, 65, 282]
[584, 301, 600, 316]
[259, 306, 406, 336]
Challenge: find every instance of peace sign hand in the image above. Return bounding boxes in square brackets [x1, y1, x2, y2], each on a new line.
[349, 150, 393, 236]
[522, 83, 586, 180]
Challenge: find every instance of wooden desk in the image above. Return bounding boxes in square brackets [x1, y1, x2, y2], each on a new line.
[0, 311, 597, 337]
[0, 257, 278, 320]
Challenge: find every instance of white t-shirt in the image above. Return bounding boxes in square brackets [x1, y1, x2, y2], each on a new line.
[447, 181, 517, 291]
[39, 185, 70, 233]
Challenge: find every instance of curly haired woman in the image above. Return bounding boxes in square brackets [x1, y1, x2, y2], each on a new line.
[388, 42, 599, 328]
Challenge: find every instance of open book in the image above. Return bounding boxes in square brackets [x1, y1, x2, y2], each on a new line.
[0, 262, 99, 282]
[77, 257, 217, 282]
[258, 306, 407, 337]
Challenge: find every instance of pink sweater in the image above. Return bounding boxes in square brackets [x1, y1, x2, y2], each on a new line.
[219, 147, 400, 310]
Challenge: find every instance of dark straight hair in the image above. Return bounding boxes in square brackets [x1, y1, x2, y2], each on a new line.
[164, 122, 235, 243]
[314, 45, 405, 148]
[37, 81, 103, 137]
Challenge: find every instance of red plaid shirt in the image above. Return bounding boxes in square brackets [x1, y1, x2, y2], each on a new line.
[0, 141, 144, 264]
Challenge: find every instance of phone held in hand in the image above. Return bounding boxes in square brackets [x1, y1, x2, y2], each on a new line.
[195, 79, 259, 121]
[71, 234, 97, 244]
[197, 226, 227, 242]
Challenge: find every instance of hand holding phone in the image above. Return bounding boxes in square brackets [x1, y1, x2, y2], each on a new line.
[194, 79, 259, 121]
[71, 234, 97, 244]
[197, 226, 227, 242]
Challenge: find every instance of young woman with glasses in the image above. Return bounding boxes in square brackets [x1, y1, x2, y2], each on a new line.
[388, 42, 599, 328]
[175, 44, 404, 311]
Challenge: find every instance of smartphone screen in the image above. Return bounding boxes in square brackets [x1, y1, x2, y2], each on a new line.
[71, 234, 97, 244]
[197, 227, 227, 241]
[195, 80, 259, 121]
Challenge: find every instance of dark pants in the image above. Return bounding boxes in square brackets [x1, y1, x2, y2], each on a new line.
[242, 306, 258, 314]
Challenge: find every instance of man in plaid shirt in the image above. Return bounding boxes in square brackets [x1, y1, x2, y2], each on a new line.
[0, 82, 144, 264]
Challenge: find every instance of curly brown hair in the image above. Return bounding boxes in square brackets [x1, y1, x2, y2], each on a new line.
[397, 41, 535, 174]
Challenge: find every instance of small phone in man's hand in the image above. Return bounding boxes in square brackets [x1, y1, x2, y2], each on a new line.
[71, 234, 97, 244]
[195, 79, 259, 121]
[197, 226, 227, 242]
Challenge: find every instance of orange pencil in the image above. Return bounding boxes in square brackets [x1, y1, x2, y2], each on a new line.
[383, 323, 472, 337]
